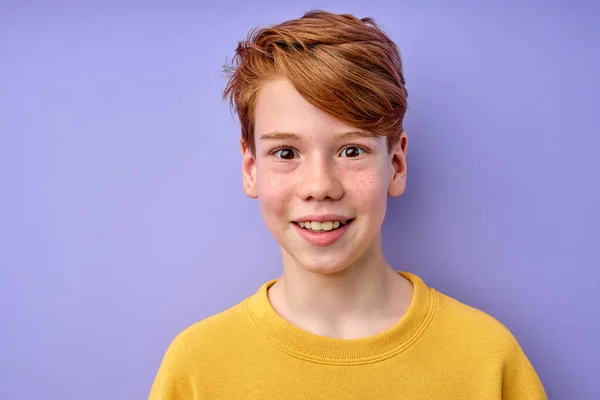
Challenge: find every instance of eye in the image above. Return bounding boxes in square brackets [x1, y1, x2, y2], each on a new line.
[273, 148, 297, 160]
[340, 146, 365, 158]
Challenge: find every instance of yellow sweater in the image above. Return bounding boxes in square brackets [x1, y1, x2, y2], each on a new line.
[149, 271, 547, 399]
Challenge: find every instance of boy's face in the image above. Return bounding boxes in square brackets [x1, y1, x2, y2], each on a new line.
[241, 78, 407, 275]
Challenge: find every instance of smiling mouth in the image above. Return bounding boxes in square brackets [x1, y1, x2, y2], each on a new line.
[292, 219, 354, 233]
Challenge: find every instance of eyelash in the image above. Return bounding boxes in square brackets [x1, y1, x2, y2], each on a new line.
[270, 145, 368, 160]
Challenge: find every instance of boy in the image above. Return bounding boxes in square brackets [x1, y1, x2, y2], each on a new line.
[149, 10, 547, 399]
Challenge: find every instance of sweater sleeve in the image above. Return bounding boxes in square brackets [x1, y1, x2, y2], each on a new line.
[501, 334, 547, 400]
[148, 338, 197, 400]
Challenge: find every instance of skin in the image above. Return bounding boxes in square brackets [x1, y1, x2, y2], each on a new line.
[241, 78, 413, 339]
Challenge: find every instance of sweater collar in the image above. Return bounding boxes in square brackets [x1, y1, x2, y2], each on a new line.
[245, 271, 436, 365]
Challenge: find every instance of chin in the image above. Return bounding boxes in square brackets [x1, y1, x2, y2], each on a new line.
[275, 222, 378, 275]
[289, 251, 360, 275]
[300, 264, 348, 275]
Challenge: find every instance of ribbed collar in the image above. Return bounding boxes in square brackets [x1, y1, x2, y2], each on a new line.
[245, 271, 436, 365]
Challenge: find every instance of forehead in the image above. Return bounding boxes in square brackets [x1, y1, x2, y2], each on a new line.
[254, 78, 364, 140]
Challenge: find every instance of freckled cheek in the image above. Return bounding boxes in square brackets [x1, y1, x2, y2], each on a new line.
[256, 173, 292, 216]
[348, 170, 388, 198]
[348, 170, 389, 217]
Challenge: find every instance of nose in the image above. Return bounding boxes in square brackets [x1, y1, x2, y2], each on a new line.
[296, 155, 344, 201]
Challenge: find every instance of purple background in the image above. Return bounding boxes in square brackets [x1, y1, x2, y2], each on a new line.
[1, 1, 598, 399]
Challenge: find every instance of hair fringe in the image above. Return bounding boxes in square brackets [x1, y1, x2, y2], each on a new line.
[223, 10, 408, 155]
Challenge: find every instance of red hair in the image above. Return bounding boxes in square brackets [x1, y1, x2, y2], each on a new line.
[223, 10, 408, 155]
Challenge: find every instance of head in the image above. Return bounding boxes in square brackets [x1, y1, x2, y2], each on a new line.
[223, 10, 408, 275]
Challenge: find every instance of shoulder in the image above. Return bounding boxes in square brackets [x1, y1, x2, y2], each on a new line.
[430, 288, 521, 355]
[423, 287, 547, 397]
[171, 300, 248, 349]
[159, 299, 249, 368]
[149, 299, 252, 398]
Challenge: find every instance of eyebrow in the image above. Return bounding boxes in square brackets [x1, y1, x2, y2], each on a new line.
[259, 130, 378, 141]
[259, 131, 301, 141]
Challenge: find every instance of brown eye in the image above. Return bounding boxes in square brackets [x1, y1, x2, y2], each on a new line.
[274, 148, 296, 160]
[340, 146, 365, 158]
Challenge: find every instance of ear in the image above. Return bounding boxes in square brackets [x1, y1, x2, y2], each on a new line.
[240, 138, 258, 199]
[388, 131, 408, 197]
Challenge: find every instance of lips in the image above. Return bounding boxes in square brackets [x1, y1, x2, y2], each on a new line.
[293, 219, 352, 232]
[292, 214, 352, 223]
[292, 218, 354, 246]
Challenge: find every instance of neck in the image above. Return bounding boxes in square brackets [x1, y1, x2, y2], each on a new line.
[267, 235, 413, 339]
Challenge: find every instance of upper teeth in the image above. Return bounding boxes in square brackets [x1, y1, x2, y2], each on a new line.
[298, 221, 342, 231]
